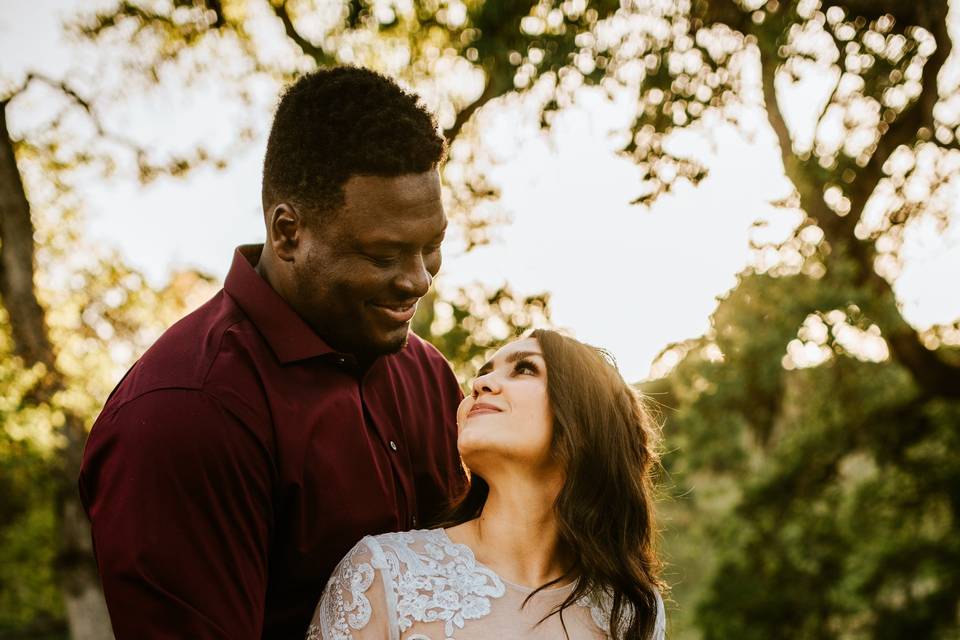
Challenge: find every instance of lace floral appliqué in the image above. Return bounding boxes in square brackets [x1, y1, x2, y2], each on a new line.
[307, 543, 376, 640]
[309, 529, 664, 639]
[376, 530, 506, 639]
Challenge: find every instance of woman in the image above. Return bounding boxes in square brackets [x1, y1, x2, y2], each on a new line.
[307, 330, 665, 639]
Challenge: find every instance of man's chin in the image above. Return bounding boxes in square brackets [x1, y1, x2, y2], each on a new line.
[380, 329, 410, 354]
[361, 327, 410, 358]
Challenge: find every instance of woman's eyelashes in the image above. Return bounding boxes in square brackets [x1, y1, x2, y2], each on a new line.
[513, 359, 539, 376]
[473, 358, 541, 384]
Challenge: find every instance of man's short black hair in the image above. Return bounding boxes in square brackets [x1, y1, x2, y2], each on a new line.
[262, 66, 446, 217]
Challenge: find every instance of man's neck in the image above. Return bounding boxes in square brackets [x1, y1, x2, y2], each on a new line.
[253, 247, 383, 370]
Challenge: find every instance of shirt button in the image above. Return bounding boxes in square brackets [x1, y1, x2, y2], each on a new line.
[389, 440, 398, 451]
[412, 515, 418, 527]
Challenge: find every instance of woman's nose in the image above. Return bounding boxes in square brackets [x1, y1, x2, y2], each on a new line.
[472, 372, 499, 396]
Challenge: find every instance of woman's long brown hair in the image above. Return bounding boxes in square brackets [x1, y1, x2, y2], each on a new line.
[437, 329, 664, 639]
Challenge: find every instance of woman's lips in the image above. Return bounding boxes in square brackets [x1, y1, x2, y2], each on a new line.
[468, 402, 503, 418]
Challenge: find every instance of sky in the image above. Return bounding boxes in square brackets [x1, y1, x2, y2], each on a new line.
[3, 0, 959, 382]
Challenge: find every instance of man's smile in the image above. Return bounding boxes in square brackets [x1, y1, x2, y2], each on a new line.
[369, 299, 418, 323]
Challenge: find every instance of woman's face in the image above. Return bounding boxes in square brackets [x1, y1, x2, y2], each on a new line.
[457, 337, 555, 471]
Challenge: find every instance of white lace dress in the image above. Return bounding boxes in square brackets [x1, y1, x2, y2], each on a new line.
[306, 529, 665, 640]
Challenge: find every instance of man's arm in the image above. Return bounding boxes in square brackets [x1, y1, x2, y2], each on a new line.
[424, 349, 469, 519]
[79, 388, 274, 639]
[440, 363, 468, 496]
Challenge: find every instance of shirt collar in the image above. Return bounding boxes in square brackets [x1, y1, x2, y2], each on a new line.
[224, 244, 338, 364]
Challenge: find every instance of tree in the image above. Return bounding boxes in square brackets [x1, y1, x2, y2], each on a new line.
[76, 0, 958, 396]
[648, 267, 959, 637]
[1, 71, 229, 637]
[11, 0, 960, 635]
[2, 78, 114, 640]
[629, 1, 960, 634]
[72, 0, 635, 245]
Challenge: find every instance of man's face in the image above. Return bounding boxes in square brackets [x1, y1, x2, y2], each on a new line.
[293, 171, 446, 360]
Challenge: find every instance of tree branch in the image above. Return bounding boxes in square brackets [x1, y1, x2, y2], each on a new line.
[756, 14, 960, 400]
[757, 42, 833, 222]
[2, 91, 113, 639]
[697, 0, 749, 31]
[444, 70, 506, 144]
[813, 69, 841, 139]
[270, 1, 335, 66]
[847, 3, 952, 221]
[202, 0, 226, 28]
[839, 3, 959, 398]
[0, 101, 54, 367]
[820, 0, 923, 25]
[11, 73, 246, 183]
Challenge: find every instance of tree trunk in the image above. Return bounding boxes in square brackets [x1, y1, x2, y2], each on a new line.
[0, 102, 114, 639]
[754, 5, 960, 401]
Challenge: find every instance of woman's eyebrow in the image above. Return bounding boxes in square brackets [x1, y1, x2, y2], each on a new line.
[505, 351, 543, 363]
[477, 350, 544, 376]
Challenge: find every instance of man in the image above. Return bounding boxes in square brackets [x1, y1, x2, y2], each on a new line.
[79, 67, 465, 639]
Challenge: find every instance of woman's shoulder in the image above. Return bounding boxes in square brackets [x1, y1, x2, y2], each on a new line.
[359, 529, 508, 637]
[315, 530, 486, 640]
[364, 527, 442, 549]
[364, 528, 500, 583]
[334, 529, 443, 567]
[371, 528, 506, 599]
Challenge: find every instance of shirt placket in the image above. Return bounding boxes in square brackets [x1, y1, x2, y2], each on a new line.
[359, 373, 418, 530]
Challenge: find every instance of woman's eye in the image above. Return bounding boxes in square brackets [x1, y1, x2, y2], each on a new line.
[513, 361, 538, 375]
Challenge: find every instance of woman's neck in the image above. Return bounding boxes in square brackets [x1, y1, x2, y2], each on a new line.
[448, 471, 571, 589]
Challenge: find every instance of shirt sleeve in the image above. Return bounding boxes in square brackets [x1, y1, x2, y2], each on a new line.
[439, 358, 468, 497]
[79, 388, 274, 639]
[426, 349, 469, 518]
[307, 538, 395, 640]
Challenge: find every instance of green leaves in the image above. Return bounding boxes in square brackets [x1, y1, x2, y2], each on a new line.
[654, 269, 959, 637]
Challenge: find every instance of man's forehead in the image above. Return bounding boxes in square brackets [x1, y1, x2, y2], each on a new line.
[334, 173, 445, 238]
[342, 172, 442, 209]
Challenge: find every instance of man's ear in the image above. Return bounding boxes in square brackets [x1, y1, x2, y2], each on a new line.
[265, 203, 302, 262]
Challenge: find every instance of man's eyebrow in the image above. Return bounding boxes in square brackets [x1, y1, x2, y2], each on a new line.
[477, 350, 544, 375]
[359, 226, 447, 250]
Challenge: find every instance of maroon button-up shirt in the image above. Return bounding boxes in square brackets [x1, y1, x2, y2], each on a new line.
[79, 245, 465, 639]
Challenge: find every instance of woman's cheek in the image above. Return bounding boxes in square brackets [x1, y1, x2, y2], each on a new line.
[456, 397, 473, 432]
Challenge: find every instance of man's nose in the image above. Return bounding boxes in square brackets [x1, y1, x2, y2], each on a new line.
[395, 254, 432, 298]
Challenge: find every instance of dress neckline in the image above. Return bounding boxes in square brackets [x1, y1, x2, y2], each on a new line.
[434, 528, 579, 595]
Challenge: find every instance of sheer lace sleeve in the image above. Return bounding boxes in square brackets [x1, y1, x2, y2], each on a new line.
[652, 589, 666, 640]
[580, 587, 666, 639]
[306, 537, 397, 640]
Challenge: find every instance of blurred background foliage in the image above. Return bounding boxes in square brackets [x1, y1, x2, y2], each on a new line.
[2, 0, 959, 638]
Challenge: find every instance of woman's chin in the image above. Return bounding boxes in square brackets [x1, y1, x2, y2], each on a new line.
[457, 432, 497, 467]
[456, 429, 483, 457]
